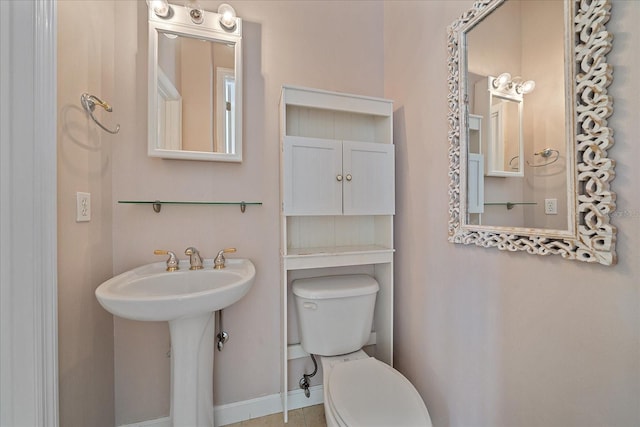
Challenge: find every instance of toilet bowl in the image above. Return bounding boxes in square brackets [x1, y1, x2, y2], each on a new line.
[292, 275, 433, 427]
[321, 350, 432, 427]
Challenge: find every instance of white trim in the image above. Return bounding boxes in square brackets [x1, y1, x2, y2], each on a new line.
[286, 385, 324, 410]
[0, 0, 59, 426]
[157, 68, 183, 151]
[117, 386, 324, 427]
[215, 67, 235, 154]
[118, 417, 172, 427]
[215, 385, 323, 427]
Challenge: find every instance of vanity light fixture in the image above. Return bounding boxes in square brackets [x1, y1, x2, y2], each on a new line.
[218, 3, 237, 31]
[492, 72, 511, 89]
[185, 0, 204, 24]
[492, 72, 535, 95]
[147, 0, 171, 18]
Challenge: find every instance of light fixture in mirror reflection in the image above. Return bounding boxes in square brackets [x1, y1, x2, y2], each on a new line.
[148, 0, 170, 18]
[148, 2, 243, 162]
[448, 0, 616, 265]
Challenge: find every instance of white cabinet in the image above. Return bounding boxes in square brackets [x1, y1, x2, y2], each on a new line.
[279, 86, 395, 421]
[283, 136, 394, 216]
[467, 114, 484, 217]
[283, 137, 342, 215]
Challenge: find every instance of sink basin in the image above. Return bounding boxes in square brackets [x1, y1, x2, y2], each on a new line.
[96, 258, 255, 321]
[95, 258, 256, 427]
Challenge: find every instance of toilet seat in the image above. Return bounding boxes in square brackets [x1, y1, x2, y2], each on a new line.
[326, 357, 432, 427]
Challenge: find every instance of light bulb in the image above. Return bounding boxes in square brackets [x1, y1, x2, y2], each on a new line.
[147, 0, 170, 18]
[185, 0, 204, 24]
[218, 3, 237, 30]
[492, 72, 511, 89]
[519, 80, 536, 94]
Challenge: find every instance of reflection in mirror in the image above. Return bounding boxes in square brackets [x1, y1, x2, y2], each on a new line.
[491, 95, 520, 172]
[466, 0, 567, 230]
[471, 73, 527, 177]
[157, 33, 236, 154]
[448, 0, 616, 265]
[148, 3, 242, 162]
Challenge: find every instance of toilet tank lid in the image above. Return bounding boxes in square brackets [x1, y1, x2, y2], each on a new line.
[292, 274, 379, 300]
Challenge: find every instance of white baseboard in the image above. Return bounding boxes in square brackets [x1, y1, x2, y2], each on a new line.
[215, 385, 324, 426]
[118, 386, 324, 427]
[119, 417, 171, 427]
[286, 384, 324, 411]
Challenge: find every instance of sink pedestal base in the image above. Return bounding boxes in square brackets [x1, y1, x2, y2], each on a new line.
[169, 312, 215, 427]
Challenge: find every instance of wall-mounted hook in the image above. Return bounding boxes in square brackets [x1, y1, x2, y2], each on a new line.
[80, 93, 120, 134]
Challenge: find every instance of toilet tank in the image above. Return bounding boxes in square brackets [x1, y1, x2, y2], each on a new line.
[292, 274, 379, 356]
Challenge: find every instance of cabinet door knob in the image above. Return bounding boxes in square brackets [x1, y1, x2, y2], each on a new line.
[336, 174, 343, 182]
[346, 174, 352, 181]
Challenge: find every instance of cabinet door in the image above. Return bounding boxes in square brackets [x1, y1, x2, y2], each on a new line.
[283, 136, 343, 215]
[342, 141, 395, 215]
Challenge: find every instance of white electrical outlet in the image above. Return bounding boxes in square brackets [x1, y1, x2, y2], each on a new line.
[544, 198, 557, 215]
[76, 192, 91, 222]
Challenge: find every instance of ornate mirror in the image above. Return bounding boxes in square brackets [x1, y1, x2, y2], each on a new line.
[447, 0, 616, 265]
[148, 2, 243, 161]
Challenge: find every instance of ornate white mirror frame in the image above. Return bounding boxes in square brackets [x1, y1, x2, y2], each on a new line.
[447, 0, 617, 266]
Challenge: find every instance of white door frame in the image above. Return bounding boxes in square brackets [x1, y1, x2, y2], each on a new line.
[0, 0, 59, 425]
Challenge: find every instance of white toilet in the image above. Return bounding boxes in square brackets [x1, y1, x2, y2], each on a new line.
[292, 274, 433, 427]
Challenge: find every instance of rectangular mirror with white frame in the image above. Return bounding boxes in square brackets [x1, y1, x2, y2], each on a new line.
[148, 2, 242, 162]
[447, 0, 617, 265]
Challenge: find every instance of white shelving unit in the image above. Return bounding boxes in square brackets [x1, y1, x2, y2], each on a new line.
[279, 85, 395, 421]
[468, 113, 484, 223]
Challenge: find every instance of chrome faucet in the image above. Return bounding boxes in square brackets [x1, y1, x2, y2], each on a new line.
[154, 250, 179, 271]
[214, 248, 237, 270]
[185, 247, 203, 270]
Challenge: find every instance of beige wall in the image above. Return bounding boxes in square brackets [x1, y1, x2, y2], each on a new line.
[110, 1, 384, 424]
[384, 1, 639, 426]
[57, 1, 116, 426]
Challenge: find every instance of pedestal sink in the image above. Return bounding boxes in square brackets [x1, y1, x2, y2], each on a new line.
[96, 258, 255, 427]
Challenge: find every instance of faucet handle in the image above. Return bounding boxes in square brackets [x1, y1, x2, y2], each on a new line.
[214, 248, 236, 270]
[185, 247, 204, 270]
[154, 250, 179, 271]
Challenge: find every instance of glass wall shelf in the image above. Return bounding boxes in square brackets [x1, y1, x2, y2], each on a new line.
[118, 200, 262, 213]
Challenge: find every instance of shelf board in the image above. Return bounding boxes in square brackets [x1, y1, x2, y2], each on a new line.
[283, 245, 393, 269]
[286, 244, 391, 256]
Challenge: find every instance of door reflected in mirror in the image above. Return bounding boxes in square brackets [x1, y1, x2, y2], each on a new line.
[491, 96, 521, 173]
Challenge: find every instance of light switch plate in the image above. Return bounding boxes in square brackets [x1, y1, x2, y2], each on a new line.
[76, 192, 91, 222]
